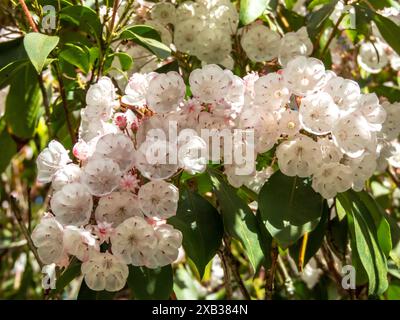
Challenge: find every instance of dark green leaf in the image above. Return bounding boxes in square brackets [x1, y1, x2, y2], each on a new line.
[5, 64, 42, 139]
[120, 25, 162, 42]
[169, 189, 223, 278]
[0, 37, 27, 69]
[127, 265, 173, 300]
[59, 44, 91, 74]
[373, 13, 400, 56]
[290, 201, 329, 267]
[0, 60, 29, 89]
[0, 128, 17, 173]
[23, 33, 59, 73]
[52, 260, 82, 295]
[258, 171, 324, 248]
[307, 0, 339, 38]
[60, 6, 102, 40]
[209, 170, 264, 272]
[337, 191, 388, 296]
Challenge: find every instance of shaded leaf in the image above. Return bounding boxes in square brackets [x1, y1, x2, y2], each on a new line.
[23, 33, 59, 73]
[240, 0, 270, 25]
[169, 189, 223, 278]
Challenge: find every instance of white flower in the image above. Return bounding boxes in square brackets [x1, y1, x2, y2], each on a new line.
[355, 93, 386, 131]
[382, 101, 400, 140]
[134, 139, 179, 180]
[196, 28, 232, 64]
[346, 153, 377, 191]
[86, 77, 115, 107]
[388, 141, 400, 168]
[147, 224, 183, 268]
[189, 64, 231, 104]
[119, 173, 140, 192]
[278, 27, 313, 66]
[82, 157, 121, 196]
[174, 18, 205, 53]
[224, 164, 255, 188]
[110, 216, 158, 266]
[276, 135, 322, 177]
[37, 141, 71, 183]
[178, 134, 208, 174]
[254, 72, 290, 111]
[63, 226, 99, 261]
[95, 191, 143, 226]
[138, 180, 179, 219]
[322, 76, 360, 112]
[312, 162, 353, 199]
[278, 109, 301, 138]
[151, 2, 176, 25]
[357, 41, 388, 74]
[93, 133, 135, 172]
[145, 20, 172, 45]
[241, 23, 281, 62]
[122, 73, 156, 107]
[52, 164, 82, 191]
[332, 114, 376, 158]
[176, 1, 206, 21]
[318, 138, 343, 164]
[299, 92, 339, 135]
[81, 250, 128, 292]
[146, 72, 186, 113]
[239, 105, 280, 153]
[283, 56, 326, 96]
[225, 73, 245, 111]
[51, 183, 93, 226]
[31, 216, 64, 265]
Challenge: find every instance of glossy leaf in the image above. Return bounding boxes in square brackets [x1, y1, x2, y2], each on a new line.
[258, 171, 324, 248]
[240, 0, 270, 25]
[209, 170, 264, 272]
[59, 44, 91, 74]
[0, 128, 17, 173]
[307, 0, 338, 38]
[169, 189, 223, 278]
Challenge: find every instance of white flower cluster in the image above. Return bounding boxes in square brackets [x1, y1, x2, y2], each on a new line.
[33, 78, 183, 292]
[146, 0, 312, 68]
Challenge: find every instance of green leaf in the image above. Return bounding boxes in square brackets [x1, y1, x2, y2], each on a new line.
[307, 0, 339, 38]
[240, 0, 269, 25]
[372, 13, 400, 56]
[119, 25, 170, 59]
[23, 33, 59, 73]
[0, 37, 27, 69]
[52, 260, 82, 295]
[127, 265, 173, 300]
[60, 6, 102, 40]
[168, 189, 223, 278]
[5, 64, 42, 139]
[0, 128, 17, 173]
[113, 52, 133, 71]
[290, 202, 329, 267]
[59, 44, 91, 74]
[258, 171, 324, 248]
[337, 191, 389, 296]
[120, 25, 162, 42]
[308, 0, 332, 10]
[209, 170, 264, 272]
[0, 60, 30, 89]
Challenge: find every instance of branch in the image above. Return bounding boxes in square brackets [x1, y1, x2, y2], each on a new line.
[265, 240, 279, 300]
[320, 13, 346, 58]
[218, 250, 233, 299]
[9, 195, 44, 269]
[18, 0, 39, 32]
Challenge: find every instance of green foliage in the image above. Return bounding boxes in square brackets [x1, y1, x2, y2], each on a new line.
[127, 265, 173, 300]
[209, 170, 265, 272]
[169, 189, 223, 278]
[258, 171, 324, 248]
[23, 33, 59, 73]
[240, 0, 271, 25]
[307, 0, 338, 38]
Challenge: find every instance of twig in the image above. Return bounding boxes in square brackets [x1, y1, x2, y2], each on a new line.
[37, 73, 52, 132]
[277, 256, 295, 298]
[320, 13, 346, 58]
[218, 250, 233, 299]
[18, 0, 39, 32]
[9, 195, 44, 269]
[265, 240, 279, 300]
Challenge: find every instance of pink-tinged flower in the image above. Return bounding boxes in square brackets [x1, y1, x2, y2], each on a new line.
[92, 221, 115, 244]
[114, 114, 127, 130]
[73, 140, 90, 161]
[119, 173, 140, 192]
